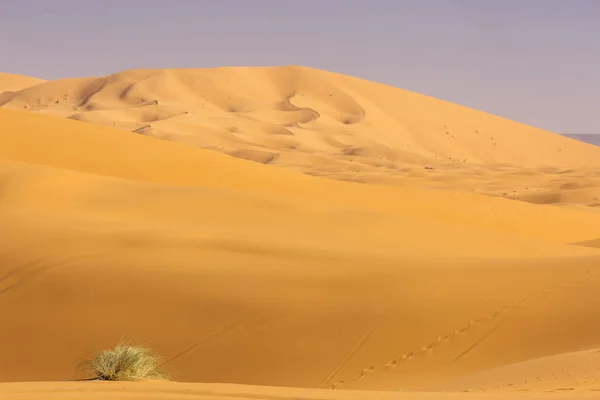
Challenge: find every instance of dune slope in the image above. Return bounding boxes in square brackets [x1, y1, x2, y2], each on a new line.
[1, 108, 600, 394]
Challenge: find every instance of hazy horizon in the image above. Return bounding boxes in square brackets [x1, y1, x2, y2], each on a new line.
[1, 0, 598, 134]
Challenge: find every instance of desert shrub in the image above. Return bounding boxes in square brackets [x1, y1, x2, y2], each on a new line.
[80, 341, 168, 381]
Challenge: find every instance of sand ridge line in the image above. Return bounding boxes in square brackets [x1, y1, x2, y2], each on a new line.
[283, 95, 322, 124]
[329, 268, 598, 389]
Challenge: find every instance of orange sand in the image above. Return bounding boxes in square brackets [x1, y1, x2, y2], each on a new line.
[1, 67, 600, 399]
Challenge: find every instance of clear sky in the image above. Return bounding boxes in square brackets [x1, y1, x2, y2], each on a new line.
[1, 0, 598, 133]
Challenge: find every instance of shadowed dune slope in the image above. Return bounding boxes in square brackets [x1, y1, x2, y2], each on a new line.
[1, 109, 600, 393]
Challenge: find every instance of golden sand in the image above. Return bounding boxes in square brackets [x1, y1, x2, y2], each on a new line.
[1, 67, 600, 399]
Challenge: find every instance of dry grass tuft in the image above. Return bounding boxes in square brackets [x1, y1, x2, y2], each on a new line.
[79, 341, 168, 381]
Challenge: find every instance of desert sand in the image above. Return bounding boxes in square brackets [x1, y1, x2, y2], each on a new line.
[1, 67, 600, 399]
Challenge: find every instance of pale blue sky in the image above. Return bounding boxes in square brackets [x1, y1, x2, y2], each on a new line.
[0, 0, 598, 133]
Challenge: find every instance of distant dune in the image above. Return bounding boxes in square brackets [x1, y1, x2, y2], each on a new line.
[1, 67, 600, 398]
[1, 66, 599, 169]
[2, 66, 600, 209]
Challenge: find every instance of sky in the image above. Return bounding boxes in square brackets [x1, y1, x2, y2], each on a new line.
[0, 0, 598, 134]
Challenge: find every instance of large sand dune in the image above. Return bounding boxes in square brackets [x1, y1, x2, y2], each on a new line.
[2, 68, 600, 399]
[2, 66, 600, 209]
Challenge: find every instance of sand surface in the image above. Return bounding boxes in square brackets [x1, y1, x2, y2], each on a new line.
[1, 67, 600, 399]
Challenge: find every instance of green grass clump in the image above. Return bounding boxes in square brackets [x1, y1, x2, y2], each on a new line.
[80, 341, 168, 381]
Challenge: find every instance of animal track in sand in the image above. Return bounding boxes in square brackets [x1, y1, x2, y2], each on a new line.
[330, 380, 344, 389]
[352, 366, 375, 381]
[329, 269, 598, 389]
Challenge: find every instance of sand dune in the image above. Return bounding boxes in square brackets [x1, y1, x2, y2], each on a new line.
[2, 66, 599, 169]
[2, 66, 600, 210]
[2, 68, 600, 399]
[1, 108, 600, 396]
[2, 159, 600, 391]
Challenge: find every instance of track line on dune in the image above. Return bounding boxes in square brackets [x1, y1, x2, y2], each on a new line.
[319, 325, 377, 389]
[0, 267, 24, 295]
[161, 321, 242, 366]
[446, 323, 501, 365]
[0, 255, 46, 284]
[0, 256, 76, 297]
